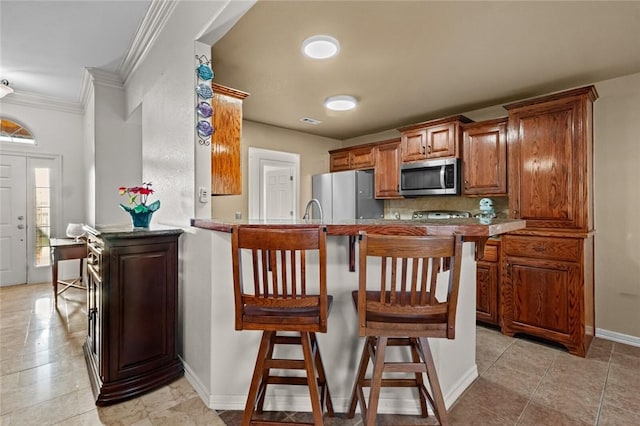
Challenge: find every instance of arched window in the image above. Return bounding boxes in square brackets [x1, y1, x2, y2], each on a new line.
[0, 118, 36, 144]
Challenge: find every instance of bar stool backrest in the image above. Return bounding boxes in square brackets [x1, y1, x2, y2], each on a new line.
[357, 232, 464, 339]
[231, 226, 328, 333]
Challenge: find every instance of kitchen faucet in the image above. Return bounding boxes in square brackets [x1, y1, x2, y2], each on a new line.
[303, 199, 323, 222]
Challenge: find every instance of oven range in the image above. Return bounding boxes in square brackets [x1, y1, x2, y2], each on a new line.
[412, 210, 471, 220]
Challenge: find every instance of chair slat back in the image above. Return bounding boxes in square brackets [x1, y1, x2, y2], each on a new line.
[231, 226, 328, 330]
[358, 232, 464, 338]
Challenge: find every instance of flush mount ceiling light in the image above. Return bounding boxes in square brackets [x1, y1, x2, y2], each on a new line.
[324, 95, 357, 111]
[0, 79, 14, 99]
[301, 35, 340, 59]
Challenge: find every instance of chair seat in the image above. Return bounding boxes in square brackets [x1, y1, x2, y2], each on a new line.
[352, 291, 447, 324]
[244, 295, 333, 327]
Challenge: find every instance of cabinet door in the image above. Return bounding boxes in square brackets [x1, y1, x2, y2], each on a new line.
[374, 141, 402, 199]
[86, 261, 102, 374]
[401, 128, 427, 162]
[476, 261, 498, 325]
[211, 85, 248, 195]
[503, 256, 580, 337]
[108, 240, 178, 381]
[507, 92, 593, 230]
[350, 146, 375, 170]
[426, 122, 457, 158]
[330, 152, 350, 172]
[463, 120, 507, 196]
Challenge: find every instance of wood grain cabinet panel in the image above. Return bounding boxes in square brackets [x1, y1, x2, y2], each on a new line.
[373, 139, 402, 199]
[329, 151, 350, 172]
[399, 115, 472, 163]
[349, 146, 375, 169]
[462, 119, 507, 196]
[83, 226, 183, 405]
[501, 86, 597, 357]
[476, 239, 500, 326]
[211, 84, 249, 195]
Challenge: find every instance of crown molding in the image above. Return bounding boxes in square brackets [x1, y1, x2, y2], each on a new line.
[79, 68, 124, 109]
[119, 0, 178, 86]
[0, 92, 83, 115]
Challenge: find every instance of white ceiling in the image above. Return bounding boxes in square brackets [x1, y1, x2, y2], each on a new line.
[0, 0, 151, 102]
[2, 1, 640, 141]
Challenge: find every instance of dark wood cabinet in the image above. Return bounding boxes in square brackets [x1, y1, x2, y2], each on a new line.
[476, 239, 500, 325]
[398, 115, 472, 163]
[501, 86, 597, 357]
[211, 84, 248, 195]
[462, 118, 507, 196]
[373, 138, 402, 199]
[83, 225, 183, 405]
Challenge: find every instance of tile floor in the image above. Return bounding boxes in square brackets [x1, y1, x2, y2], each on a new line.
[1, 282, 639, 425]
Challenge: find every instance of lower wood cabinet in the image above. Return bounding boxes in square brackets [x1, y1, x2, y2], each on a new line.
[83, 225, 183, 405]
[476, 239, 500, 325]
[500, 234, 594, 357]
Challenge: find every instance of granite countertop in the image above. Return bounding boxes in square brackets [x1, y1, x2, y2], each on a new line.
[190, 217, 526, 238]
[84, 224, 184, 239]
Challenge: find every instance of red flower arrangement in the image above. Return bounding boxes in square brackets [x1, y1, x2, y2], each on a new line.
[119, 182, 160, 214]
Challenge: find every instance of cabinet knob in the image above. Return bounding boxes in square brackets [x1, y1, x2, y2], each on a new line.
[427, 145, 432, 154]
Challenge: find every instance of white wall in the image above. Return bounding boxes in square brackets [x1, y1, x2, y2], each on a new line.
[122, 0, 257, 404]
[1, 100, 85, 232]
[593, 72, 640, 340]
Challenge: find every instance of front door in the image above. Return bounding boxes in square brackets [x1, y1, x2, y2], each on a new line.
[0, 155, 27, 286]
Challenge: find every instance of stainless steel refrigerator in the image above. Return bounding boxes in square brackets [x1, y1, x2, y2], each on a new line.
[311, 169, 384, 222]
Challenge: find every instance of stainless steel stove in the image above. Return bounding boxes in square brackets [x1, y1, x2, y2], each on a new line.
[412, 210, 471, 220]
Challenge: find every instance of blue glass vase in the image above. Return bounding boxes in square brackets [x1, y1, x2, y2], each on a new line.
[120, 200, 160, 228]
[129, 210, 154, 228]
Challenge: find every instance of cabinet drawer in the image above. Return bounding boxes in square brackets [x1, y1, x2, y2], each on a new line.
[481, 244, 499, 262]
[504, 236, 580, 262]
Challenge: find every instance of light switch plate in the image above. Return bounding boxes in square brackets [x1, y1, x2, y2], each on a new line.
[198, 187, 209, 203]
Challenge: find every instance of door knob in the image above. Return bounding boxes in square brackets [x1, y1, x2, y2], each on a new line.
[17, 224, 25, 229]
[18, 216, 24, 220]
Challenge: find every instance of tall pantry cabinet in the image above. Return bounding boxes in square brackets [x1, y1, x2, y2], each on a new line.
[501, 86, 598, 357]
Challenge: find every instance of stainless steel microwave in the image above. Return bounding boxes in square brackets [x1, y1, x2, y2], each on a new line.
[400, 158, 461, 196]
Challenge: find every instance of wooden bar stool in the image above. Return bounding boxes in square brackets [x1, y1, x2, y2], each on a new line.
[347, 232, 464, 426]
[231, 226, 334, 426]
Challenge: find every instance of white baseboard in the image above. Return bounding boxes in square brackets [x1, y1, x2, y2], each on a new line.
[596, 328, 640, 347]
[181, 357, 214, 408]
[182, 359, 478, 415]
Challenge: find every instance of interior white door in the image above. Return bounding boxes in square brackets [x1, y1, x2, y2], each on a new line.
[0, 155, 28, 286]
[264, 165, 294, 220]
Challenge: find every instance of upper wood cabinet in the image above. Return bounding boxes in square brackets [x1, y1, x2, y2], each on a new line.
[462, 118, 507, 196]
[504, 86, 597, 231]
[211, 84, 249, 195]
[373, 138, 402, 199]
[329, 145, 374, 172]
[398, 115, 472, 162]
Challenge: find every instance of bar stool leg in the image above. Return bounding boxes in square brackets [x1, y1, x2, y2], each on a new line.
[347, 336, 372, 419]
[365, 336, 388, 426]
[255, 333, 277, 414]
[243, 331, 273, 426]
[310, 333, 334, 416]
[418, 337, 448, 425]
[409, 338, 429, 417]
[300, 331, 324, 425]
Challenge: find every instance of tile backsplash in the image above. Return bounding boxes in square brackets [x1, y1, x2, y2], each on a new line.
[384, 196, 509, 220]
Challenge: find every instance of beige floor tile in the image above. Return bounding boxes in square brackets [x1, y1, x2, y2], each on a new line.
[5, 387, 96, 426]
[481, 362, 543, 399]
[612, 342, 640, 359]
[597, 403, 640, 425]
[517, 401, 591, 425]
[531, 376, 602, 424]
[147, 396, 225, 425]
[493, 337, 560, 376]
[451, 376, 529, 422]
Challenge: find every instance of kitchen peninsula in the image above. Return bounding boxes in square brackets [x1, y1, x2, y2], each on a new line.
[188, 217, 524, 414]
